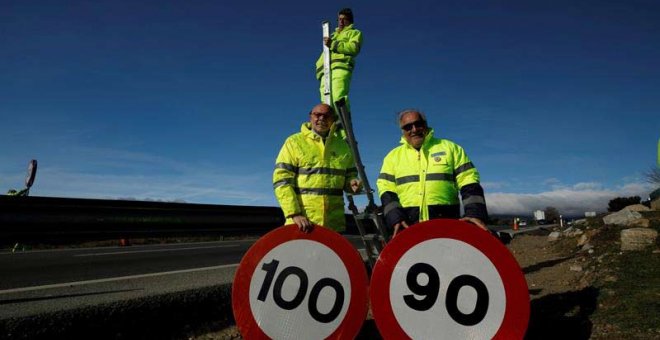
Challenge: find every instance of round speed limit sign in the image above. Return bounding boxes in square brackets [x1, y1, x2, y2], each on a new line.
[371, 219, 529, 339]
[232, 225, 369, 339]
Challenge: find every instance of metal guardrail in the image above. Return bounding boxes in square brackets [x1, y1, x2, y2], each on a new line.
[0, 196, 374, 243]
[0, 195, 286, 243]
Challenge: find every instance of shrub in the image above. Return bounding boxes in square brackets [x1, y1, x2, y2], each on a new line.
[607, 196, 641, 212]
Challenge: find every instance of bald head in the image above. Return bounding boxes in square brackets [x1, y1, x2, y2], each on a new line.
[399, 110, 429, 149]
[309, 103, 336, 136]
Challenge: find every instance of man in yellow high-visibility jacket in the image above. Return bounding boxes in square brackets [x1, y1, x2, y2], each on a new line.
[273, 103, 361, 233]
[377, 109, 489, 237]
[315, 8, 362, 111]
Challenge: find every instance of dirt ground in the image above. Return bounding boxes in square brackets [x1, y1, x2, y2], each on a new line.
[186, 226, 658, 340]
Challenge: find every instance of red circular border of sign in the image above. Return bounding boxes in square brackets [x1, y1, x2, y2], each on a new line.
[232, 224, 369, 339]
[370, 219, 530, 339]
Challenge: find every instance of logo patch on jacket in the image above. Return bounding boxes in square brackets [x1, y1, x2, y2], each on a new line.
[431, 151, 446, 163]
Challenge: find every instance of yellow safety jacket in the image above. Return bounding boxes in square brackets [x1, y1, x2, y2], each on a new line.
[273, 123, 357, 231]
[315, 24, 362, 80]
[377, 129, 485, 225]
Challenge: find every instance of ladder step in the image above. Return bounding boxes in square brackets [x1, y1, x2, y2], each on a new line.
[361, 233, 380, 240]
[354, 212, 381, 220]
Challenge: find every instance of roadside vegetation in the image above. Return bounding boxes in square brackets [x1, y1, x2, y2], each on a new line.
[522, 210, 659, 340]
[586, 212, 660, 339]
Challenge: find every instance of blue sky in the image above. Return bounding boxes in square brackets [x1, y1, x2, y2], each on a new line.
[1, 0, 658, 217]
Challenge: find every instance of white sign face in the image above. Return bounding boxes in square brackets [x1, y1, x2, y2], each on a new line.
[389, 238, 506, 339]
[248, 239, 351, 339]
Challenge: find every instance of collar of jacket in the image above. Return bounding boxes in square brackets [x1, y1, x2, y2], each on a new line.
[399, 128, 436, 149]
[301, 122, 339, 141]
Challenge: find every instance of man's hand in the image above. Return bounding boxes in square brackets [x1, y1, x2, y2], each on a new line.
[323, 37, 332, 48]
[460, 217, 488, 231]
[349, 179, 362, 193]
[292, 214, 313, 233]
[392, 220, 410, 238]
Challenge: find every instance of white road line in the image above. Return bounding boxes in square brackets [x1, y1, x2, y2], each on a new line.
[0, 263, 239, 295]
[74, 244, 240, 257]
[0, 240, 255, 256]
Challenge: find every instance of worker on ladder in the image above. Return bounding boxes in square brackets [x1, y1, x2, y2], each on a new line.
[315, 8, 362, 113]
[317, 11, 389, 265]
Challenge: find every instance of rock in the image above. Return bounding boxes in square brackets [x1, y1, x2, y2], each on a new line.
[581, 243, 594, 252]
[620, 228, 658, 251]
[624, 204, 650, 212]
[651, 197, 660, 210]
[628, 218, 650, 228]
[603, 209, 642, 226]
[547, 231, 561, 242]
[577, 234, 589, 247]
[563, 226, 583, 237]
[567, 228, 584, 237]
[570, 265, 583, 272]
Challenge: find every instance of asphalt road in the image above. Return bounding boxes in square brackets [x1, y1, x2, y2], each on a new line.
[0, 236, 368, 321]
[0, 240, 254, 291]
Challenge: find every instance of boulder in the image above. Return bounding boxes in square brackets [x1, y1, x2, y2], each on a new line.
[620, 228, 658, 251]
[565, 228, 584, 237]
[625, 204, 650, 212]
[603, 209, 642, 226]
[547, 231, 561, 242]
[569, 265, 583, 272]
[628, 218, 650, 228]
[577, 234, 589, 247]
[652, 197, 660, 211]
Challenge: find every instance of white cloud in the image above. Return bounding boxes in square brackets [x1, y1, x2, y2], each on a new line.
[29, 169, 274, 206]
[13, 145, 277, 206]
[481, 181, 508, 190]
[572, 182, 603, 191]
[486, 181, 655, 217]
[542, 178, 562, 188]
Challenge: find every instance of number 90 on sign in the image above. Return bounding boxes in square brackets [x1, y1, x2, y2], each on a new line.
[389, 238, 506, 339]
[371, 220, 529, 340]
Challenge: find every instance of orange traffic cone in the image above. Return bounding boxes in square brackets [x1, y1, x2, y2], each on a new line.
[513, 218, 519, 231]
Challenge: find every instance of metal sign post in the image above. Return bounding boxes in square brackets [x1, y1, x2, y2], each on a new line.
[322, 21, 333, 106]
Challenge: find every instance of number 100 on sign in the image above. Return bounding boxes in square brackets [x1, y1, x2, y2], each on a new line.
[248, 240, 352, 339]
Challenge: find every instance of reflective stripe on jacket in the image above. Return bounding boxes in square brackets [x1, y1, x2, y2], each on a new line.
[377, 129, 482, 223]
[273, 122, 357, 231]
[315, 24, 362, 80]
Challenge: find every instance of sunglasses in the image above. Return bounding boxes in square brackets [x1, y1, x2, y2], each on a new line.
[401, 120, 426, 131]
[311, 112, 334, 120]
